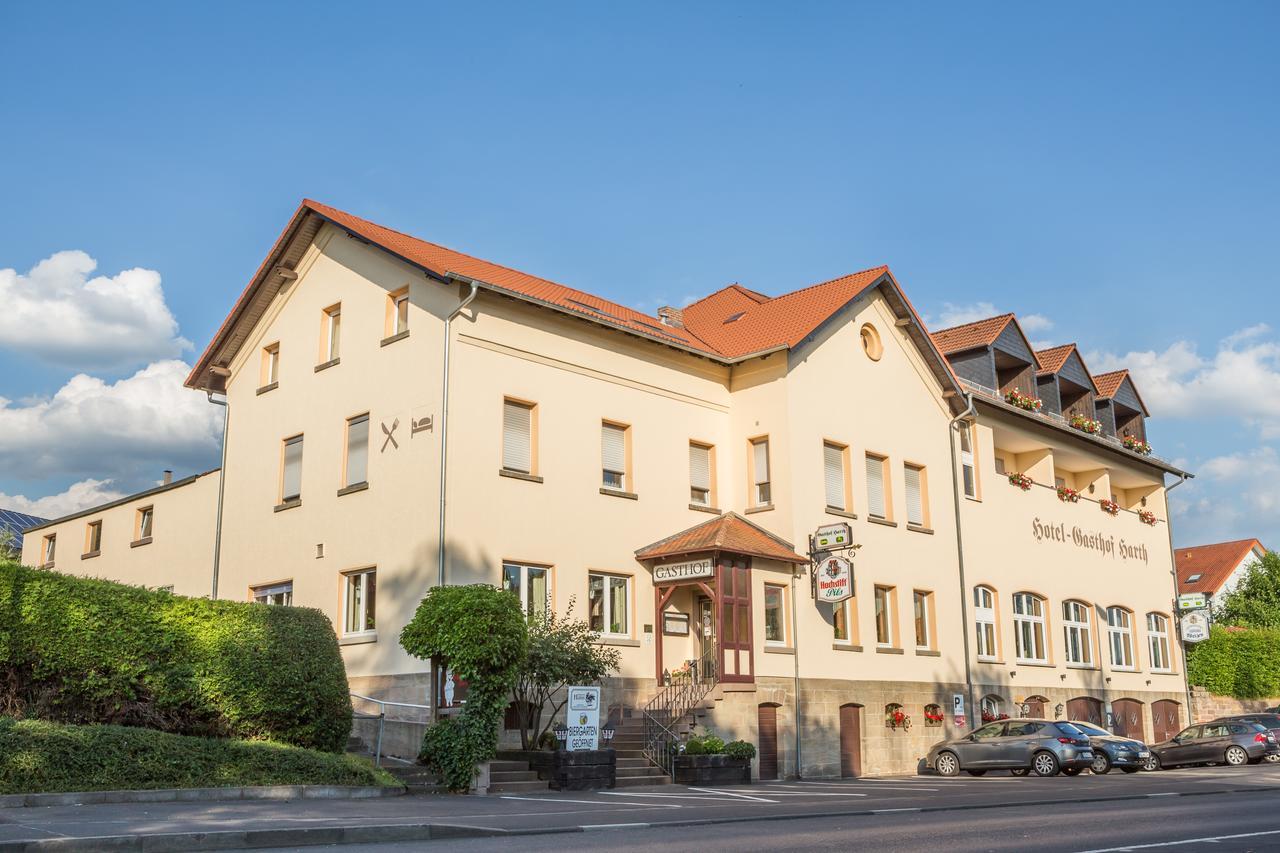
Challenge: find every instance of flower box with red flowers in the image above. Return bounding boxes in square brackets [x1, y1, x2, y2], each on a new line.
[981, 711, 1010, 724]
[1004, 389, 1044, 412]
[1056, 485, 1081, 503]
[1007, 472, 1034, 491]
[1070, 414, 1102, 435]
[1099, 499, 1120, 516]
[1138, 510, 1157, 526]
[886, 710, 911, 730]
[924, 710, 945, 726]
[1122, 435, 1153, 455]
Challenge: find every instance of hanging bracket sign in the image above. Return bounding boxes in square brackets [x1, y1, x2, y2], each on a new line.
[1177, 593, 1207, 611]
[815, 555, 853, 604]
[1180, 609, 1210, 644]
[813, 522, 852, 552]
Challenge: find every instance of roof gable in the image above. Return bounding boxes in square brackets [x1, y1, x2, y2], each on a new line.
[634, 512, 807, 564]
[931, 314, 1015, 355]
[1094, 369, 1150, 416]
[1035, 344, 1099, 394]
[1176, 538, 1266, 595]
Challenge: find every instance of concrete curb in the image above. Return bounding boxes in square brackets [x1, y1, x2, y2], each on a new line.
[2, 783, 1277, 851]
[0, 785, 405, 809]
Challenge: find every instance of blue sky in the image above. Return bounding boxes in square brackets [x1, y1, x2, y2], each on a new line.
[0, 1, 1277, 545]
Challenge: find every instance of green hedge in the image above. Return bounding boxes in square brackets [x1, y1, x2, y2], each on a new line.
[0, 561, 352, 752]
[1188, 626, 1280, 699]
[0, 717, 395, 794]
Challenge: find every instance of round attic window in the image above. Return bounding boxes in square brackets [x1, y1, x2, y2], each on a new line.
[861, 323, 883, 361]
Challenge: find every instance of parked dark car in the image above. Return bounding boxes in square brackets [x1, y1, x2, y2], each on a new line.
[926, 719, 1094, 777]
[1142, 720, 1280, 770]
[1219, 714, 1280, 762]
[1069, 720, 1150, 774]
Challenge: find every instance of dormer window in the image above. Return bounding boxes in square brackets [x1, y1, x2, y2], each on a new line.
[1185, 574, 1202, 584]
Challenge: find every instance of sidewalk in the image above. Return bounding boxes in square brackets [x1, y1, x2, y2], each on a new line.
[4, 766, 1279, 851]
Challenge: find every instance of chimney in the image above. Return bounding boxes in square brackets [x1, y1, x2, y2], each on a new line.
[163, 470, 173, 485]
[657, 306, 684, 329]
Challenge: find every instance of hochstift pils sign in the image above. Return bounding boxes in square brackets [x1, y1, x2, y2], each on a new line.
[653, 558, 714, 584]
[815, 556, 853, 604]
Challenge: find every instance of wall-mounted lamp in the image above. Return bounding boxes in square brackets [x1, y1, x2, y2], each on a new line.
[1105, 677, 1112, 684]
[1009, 671, 1017, 679]
[1060, 673, 1067, 681]
[1141, 496, 1148, 507]
[1088, 483, 1096, 494]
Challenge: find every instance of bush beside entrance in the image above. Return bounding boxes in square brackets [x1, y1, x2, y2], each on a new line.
[0, 561, 352, 752]
[1188, 626, 1280, 699]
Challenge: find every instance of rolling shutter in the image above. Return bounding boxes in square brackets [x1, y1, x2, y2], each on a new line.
[865, 455, 885, 518]
[689, 443, 711, 491]
[502, 401, 532, 473]
[905, 465, 923, 525]
[823, 443, 844, 509]
[602, 423, 626, 475]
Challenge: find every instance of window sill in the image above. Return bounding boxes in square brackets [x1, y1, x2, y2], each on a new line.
[689, 503, 720, 514]
[39, 562, 54, 570]
[339, 632, 377, 646]
[964, 494, 982, 503]
[867, 516, 898, 528]
[833, 643, 863, 653]
[915, 648, 941, 657]
[1015, 660, 1055, 668]
[256, 382, 278, 396]
[600, 487, 638, 500]
[976, 657, 1004, 665]
[825, 507, 857, 520]
[380, 330, 410, 347]
[1110, 666, 1138, 673]
[875, 646, 904, 655]
[1066, 663, 1100, 671]
[744, 503, 774, 515]
[1149, 669, 1177, 676]
[594, 636, 640, 648]
[314, 357, 341, 373]
[500, 469, 544, 484]
[274, 498, 302, 513]
[764, 645, 795, 655]
[337, 482, 369, 497]
[130, 537, 153, 548]
[906, 524, 934, 535]
[80, 551, 100, 560]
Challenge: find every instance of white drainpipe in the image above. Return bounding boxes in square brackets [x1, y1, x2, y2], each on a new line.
[436, 277, 480, 589]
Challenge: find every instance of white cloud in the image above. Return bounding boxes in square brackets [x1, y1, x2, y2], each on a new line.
[0, 360, 222, 486]
[1168, 446, 1280, 547]
[931, 302, 1054, 338]
[0, 479, 125, 520]
[0, 250, 191, 368]
[1019, 314, 1053, 333]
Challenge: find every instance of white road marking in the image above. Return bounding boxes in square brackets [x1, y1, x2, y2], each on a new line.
[499, 795, 679, 809]
[582, 823, 651, 831]
[1076, 828, 1280, 852]
[599, 792, 769, 802]
[755, 790, 869, 797]
[1144, 792, 1180, 797]
[688, 786, 779, 803]
[871, 807, 922, 813]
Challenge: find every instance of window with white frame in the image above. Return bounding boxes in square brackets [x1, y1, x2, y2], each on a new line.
[503, 562, 550, 620]
[601, 422, 629, 491]
[689, 442, 713, 506]
[262, 342, 280, 387]
[874, 585, 895, 647]
[345, 415, 369, 487]
[502, 399, 535, 475]
[751, 438, 771, 506]
[904, 463, 926, 527]
[135, 506, 154, 541]
[959, 425, 977, 498]
[1062, 600, 1093, 666]
[588, 573, 630, 637]
[764, 583, 787, 645]
[42, 533, 55, 565]
[913, 590, 933, 649]
[981, 694, 1005, 723]
[974, 585, 997, 660]
[1147, 612, 1172, 672]
[342, 569, 376, 635]
[253, 581, 293, 606]
[865, 454, 888, 519]
[1107, 606, 1135, 669]
[322, 304, 341, 362]
[1012, 592, 1047, 663]
[392, 290, 410, 335]
[281, 435, 304, 503]
[823, 441, 848, 511]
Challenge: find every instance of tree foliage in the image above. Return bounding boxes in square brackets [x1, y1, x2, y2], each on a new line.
[510, 600, 620, 750]
[1187, 625, 1280, 699]
[400, 584, 527, 791]
[1215, 550, 1280, 628]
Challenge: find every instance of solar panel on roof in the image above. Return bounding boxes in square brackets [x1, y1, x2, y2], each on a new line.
[0, 508, 48, 554]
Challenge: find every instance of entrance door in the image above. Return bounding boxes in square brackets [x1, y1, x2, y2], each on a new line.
[1067, 697, 1103, 726]
[1112, 699, 1146, 741]
[1151, 700, 1181, 744]
[758, 703, 779, 780]
[695, 595, 716, 681]
[718, 559, 754, 683]
[839, 704, 863, 778]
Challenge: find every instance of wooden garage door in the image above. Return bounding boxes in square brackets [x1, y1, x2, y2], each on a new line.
[1112, 699, 1146, 741]
[1152, 700, 1181, 744]
[1067, 697, 1103, 725]
[758, 704, 779, 781]
[839, 704, 862, 778]
[1023, 696, 1047, 718]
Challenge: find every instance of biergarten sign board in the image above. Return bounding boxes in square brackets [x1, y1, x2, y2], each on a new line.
[815, 556, 853, 604]
[653, 558, 714, 584]
[1180, 609, 1210, 644]
[566, 686, 601, 751]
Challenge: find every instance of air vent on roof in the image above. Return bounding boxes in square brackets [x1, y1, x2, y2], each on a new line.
[724, 312, 746, 324]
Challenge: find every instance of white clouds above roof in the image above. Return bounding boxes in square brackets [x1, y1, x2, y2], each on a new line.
[0, 479, 125, 520]
[931, 301, 1053, 335]
[0, 250, 191, 369]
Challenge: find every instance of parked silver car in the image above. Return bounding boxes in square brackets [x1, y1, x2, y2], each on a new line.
[1143, 720, 1280, 770]
[926, 719, 1095, 777]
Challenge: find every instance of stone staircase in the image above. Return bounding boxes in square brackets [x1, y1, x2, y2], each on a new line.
[488, 759, 551, 794]
[610, 716, 672, 787]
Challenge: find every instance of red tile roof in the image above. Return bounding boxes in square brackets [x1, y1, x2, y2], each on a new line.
[634, 512, 807, 564]
[1175, 538, 1265, 595]
[1035, 343, 1076, 375]
[930, 314, 1016, 355]
[1093, 369, 1128, 399]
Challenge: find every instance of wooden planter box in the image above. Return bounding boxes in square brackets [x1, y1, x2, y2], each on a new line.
[496, 748, 616, 790]
[673, 754, 751, 785]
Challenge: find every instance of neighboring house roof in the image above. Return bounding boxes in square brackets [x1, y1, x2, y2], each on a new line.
[22, 470, 221, 533]
[1175, 538, 1266, 595]
[634, 512, 807, 564]
[930, 313, 1017, 355]
[0, 508, 47, 554]
[187, 200, 963, 409]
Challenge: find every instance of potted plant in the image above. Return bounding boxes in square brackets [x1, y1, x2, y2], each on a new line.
[1007, 472, 1034, 491]
[1138, 510, 1157, 526]
[1056, 485, 1080, 503]
[924, 706, 945, 727]
[1122, 435, 1153, 455]
[1070, 414, 1102, 435]
[1004, 389, 1043, 412]
[673, 733, 755, 785]
[1099, 499, 1120, 516]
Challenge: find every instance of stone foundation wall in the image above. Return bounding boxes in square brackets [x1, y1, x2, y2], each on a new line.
[1190, 687, 1280, 723]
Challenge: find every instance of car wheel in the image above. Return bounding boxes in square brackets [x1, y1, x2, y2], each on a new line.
[1226, 746, 1249, 766]
[1265, 754, 1279, 763]
[1141, 754, 1161, 772]
[1062, 767, 1083, 776]
[1010, 768, 1030, 777]
[1032, 751, 1060, 777]
[966, 770, 987, 776]
[1121, 767, 1140, 774]
[1090, 754, 1112, 775]
[935, 751, 961, 777]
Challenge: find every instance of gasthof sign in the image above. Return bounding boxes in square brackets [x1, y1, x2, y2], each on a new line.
[1177, 593, 1208, 611]
[814, 522, 851, 550]
[815, 556, 853, 604]
[653, 559, 715, 583]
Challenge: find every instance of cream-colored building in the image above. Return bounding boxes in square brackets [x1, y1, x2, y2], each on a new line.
[22, 199, 1192, 778]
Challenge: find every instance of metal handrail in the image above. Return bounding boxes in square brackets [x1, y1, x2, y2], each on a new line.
[642, 646, 719, 779]
[350, 693, 432, 766]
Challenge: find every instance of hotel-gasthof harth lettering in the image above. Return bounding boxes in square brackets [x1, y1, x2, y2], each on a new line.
[21, 200, 1194, 779]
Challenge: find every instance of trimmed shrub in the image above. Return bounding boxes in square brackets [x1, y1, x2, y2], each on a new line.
[684, 734, 726, 755]
[1188, 626, 1280, 699]
[0, 561, 352, 752]
[0, 717, 395, 794]
[723, 740, 756, 760]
